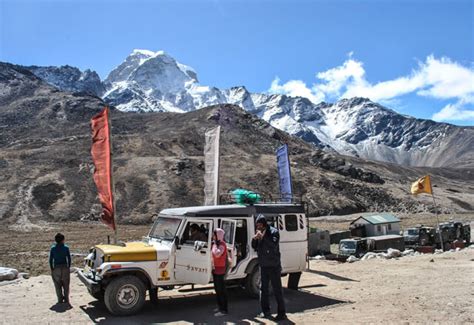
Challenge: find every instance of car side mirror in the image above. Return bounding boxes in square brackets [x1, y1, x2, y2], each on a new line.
[174, 236, 181, 249]
[194, 241, 206, 251]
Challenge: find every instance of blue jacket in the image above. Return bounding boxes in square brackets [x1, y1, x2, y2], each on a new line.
[251, 225, 281, 267]
[49, 243, 71, 269]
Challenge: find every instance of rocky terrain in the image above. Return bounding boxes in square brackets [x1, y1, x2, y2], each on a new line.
[25, 65, 105, 97]
[20, 50, 474, 168]
[1, 62, 473, 229]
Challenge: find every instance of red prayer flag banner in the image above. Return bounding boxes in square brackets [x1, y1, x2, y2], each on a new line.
[91, 107, 115, 230]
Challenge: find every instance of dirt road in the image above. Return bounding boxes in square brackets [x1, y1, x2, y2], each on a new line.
[1, 248, 473, 324]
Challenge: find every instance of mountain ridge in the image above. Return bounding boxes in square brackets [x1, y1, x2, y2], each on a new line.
[1, 62, 473, 227]
[15, 50, 474, 168]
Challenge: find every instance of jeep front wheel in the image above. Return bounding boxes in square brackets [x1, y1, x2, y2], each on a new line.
[90, 290, 104, 302]
[104, 275, 146, 316]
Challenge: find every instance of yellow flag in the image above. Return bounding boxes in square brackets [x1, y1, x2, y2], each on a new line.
[411, 175, 432, 195]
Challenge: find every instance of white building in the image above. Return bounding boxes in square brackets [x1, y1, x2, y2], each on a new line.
[350, 213, 401, 237]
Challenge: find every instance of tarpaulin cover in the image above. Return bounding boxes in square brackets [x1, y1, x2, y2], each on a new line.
[231, 189, 261, 205]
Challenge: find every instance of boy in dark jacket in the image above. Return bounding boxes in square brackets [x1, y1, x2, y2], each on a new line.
[251, 215, 287, 321]
[49, 233, 71, 305]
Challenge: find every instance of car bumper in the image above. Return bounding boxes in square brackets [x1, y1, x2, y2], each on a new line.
[77, 269, 101, 294]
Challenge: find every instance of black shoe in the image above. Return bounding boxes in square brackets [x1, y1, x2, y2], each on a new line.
[274, 314, 287, 321]
[258, 312, 273, 319]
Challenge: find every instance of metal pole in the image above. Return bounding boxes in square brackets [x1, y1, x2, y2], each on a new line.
[431, 192, 443, 251]
[215, 126, 221, 205]
[107, 106, 118, 244]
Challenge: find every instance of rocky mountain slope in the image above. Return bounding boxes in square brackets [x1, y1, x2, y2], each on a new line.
[1, 62, 473, 227]
[20, 50, 474, 168]
[25, 65, 105, 97]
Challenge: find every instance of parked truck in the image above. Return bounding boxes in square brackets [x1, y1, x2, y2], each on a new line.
[339, 235, 405, 257]
[436, 221, 471, 249]
[403, 226, 436, 248]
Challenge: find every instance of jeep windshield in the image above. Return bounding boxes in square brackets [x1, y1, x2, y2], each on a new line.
[149, 216, 182, 240]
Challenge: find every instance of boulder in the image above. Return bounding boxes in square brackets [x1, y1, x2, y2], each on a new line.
[387, 248, 401, 258]
[0, 267, 19, 281]
[361, 252, 377, 261]
[402, 249, 415, 256]
[346, 255, 359, 263]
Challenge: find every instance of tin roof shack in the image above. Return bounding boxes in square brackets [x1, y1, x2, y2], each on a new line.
[350, 213, 401, 237]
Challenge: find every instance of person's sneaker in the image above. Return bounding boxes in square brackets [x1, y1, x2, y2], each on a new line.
[214, 311, 227, 317]
[274, 314, 288, 321]
[213, 308, 219, 312]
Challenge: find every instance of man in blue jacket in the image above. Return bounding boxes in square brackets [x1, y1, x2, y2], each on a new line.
[49, 233, 71, 305]
[251, 215, 287, 321]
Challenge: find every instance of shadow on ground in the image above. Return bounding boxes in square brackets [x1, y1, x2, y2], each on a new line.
[306, 270, 359, 282]
[80, 288, 348, 324]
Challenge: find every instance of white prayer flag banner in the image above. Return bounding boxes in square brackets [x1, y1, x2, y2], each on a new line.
[204, 126, 221, 205]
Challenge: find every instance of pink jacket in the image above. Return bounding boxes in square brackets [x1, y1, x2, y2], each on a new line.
[212, 228, 227, 275]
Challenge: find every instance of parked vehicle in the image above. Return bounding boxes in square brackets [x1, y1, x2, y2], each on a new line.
[403, 226, 436, 247]
[436, 221, 471, 249]
[78, 203, 308, 316]
[338, 238, 368, 257]
[339, 235, 405, 257]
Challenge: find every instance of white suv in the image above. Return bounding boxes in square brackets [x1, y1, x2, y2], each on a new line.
[78, 203, 308, 315]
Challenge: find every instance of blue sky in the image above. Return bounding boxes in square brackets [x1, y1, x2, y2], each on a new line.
[1, 0, 473, 125]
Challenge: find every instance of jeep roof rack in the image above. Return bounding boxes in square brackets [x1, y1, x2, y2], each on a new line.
[219, 192, 304, 206]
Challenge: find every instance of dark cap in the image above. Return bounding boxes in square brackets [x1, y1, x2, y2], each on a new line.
[256, 214, 267, 225]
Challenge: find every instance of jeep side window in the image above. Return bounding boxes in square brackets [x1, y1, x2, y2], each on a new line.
[182, 221, 209, 246]
[285, 215, 298, 232]
[221, 221, 235, 244]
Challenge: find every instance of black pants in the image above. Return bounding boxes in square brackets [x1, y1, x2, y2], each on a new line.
[52, 265, 70, 303]
[260, 266, 285, 316]
[213, 273, 228, 313]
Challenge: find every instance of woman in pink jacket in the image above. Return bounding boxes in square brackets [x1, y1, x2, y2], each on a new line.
[212, 228, 229, 316]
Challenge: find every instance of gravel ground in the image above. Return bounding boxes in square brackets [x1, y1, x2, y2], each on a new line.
[1, 248, 473, 324]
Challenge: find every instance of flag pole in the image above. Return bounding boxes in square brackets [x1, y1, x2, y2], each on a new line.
[431, 194, 444, 251]
[107, 106, 118, 244]
[215, 126, 221, 205]
[429, 176, 443, 251]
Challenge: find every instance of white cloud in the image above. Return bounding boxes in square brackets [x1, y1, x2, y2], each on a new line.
[416, 56, 474, 101]
[268, 54, 474, 122]
[316, 58, 367, 97]
[269, 77, 325, 103]
[432, 100, 474, 122]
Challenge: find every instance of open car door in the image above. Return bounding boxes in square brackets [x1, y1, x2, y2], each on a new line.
[221, 219, 237, 268]
[174, 219, 213, 285]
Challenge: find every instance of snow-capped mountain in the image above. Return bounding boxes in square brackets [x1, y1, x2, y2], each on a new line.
[103, 49, 225, 112]
[25, 65, 105, 96]
[21, 50, 474, 168]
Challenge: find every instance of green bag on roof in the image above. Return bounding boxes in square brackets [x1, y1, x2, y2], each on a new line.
[231, 189, 261, 205]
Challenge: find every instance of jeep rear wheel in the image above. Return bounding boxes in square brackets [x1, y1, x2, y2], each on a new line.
[104, 276, 146, 316]
[245, 265, 260, 298]
[288, 272, 301, 290]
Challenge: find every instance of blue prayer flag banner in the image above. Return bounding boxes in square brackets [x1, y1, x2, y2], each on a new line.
[276, 144, 292, 202]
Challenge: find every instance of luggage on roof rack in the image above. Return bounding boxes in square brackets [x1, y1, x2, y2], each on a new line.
[220, 190, 304, 206]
